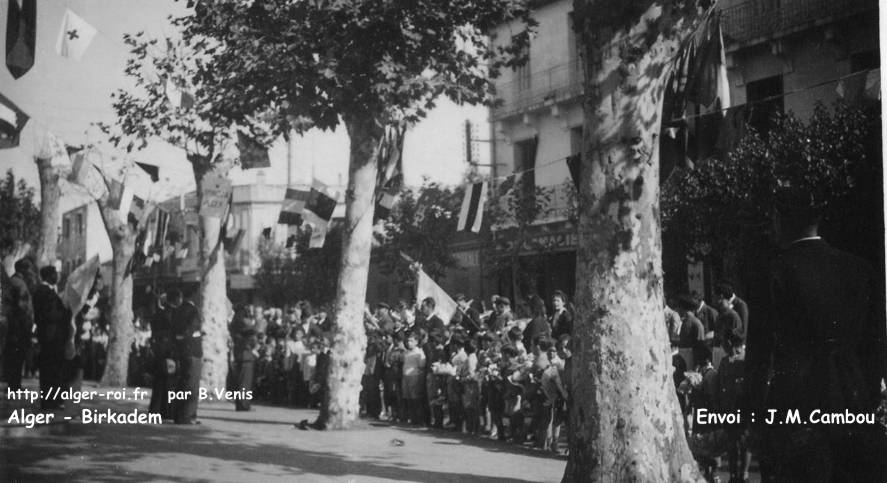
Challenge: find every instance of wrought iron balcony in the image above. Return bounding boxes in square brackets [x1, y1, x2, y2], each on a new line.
[720, 0, 878, 45]
[491, 60, 584, 121]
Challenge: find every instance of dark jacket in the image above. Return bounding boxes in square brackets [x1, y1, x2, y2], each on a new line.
[731, 296, 749, 335]
[745, 239, 885, 415]
[695, 303, 719, 336]
[715, 307, 743, 347]
[173, 301, 202, 359]
[32, 284, 71, 353]
[2, 273, 34, 343]
[550, 309, 573, 340]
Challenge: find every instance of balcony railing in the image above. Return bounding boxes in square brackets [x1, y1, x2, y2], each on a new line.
[721, 0, 878, 44]
[492, 60, 584, 120]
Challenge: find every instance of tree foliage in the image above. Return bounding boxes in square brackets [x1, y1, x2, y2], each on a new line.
[0, 170, 40, 257]
[254, 225, 344, 308]
[373, 179, 462, 284]
[179, 0, 535, 136]
[662, 102, 880, 260]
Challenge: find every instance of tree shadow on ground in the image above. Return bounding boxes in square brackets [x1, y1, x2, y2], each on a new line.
[1, 412, 555, 482]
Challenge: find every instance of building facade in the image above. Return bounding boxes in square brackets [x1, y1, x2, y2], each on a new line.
[481, 0, 879, 305]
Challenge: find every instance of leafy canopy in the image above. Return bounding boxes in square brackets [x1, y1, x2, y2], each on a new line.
[662, 102, 879, 258]
[179, 0, 535, 135]
[0, 170, 40, 256]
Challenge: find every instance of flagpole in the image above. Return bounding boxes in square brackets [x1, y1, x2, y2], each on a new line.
[287, 130, 294, 187]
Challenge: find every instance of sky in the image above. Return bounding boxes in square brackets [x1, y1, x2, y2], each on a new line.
[0, 0, 491, 215]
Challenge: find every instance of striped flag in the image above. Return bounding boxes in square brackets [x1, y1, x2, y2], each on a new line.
[278, 188, 310, 225]
[153, 210, 170, 256]
[0, 91, 28, 149]
[457, 181, 487, 233]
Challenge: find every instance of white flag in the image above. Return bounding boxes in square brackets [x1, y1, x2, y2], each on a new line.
[62, 255, 100, 315]
[55, 9, 98, 61]
[416, 268, 458, 322]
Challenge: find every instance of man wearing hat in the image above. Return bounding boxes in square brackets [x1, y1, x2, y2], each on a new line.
[745, 189, 886, 481]
[488, 297, 513, 333]
[32, 266, 71, 410]
[451, 294, 482, 335]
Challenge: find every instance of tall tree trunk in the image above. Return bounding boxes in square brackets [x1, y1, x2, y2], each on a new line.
[193, 161, 232, 391]
[565, 2, 707, 481]
[35, 157, 60, 268]
[319, 116, 386, 430]
[96, 203, 135, 387]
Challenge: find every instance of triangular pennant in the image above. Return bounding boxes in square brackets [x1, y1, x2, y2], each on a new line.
[55, 9, 97, 61]
[0, 91, 29, 149]
[6, 0, 36, 79]
[236, 131, 271, 169]
[136, 162, 160, 182]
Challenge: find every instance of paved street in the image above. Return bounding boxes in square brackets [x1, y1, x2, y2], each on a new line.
[2, 380, 566, 482]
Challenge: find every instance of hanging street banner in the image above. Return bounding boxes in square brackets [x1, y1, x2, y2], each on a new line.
[199, 172, 232, 219]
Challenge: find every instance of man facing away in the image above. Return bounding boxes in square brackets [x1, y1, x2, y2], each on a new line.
[170, 289, 203, 425]
[2, 258, 35, 390]
[32, 266, 71, 410]
[745, 197, 886, 481]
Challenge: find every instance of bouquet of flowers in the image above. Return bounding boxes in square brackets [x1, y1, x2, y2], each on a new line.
[431, 362, 456, 376]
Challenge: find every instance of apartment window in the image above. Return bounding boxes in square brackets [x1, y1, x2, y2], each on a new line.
[63, 218, 70, 239]
[76, 213, 84, 236]
[514, 136, 538, 205]
[513, 33, 531, 92]
[850, 50, 880, 73]
[746, 75, 783, 134]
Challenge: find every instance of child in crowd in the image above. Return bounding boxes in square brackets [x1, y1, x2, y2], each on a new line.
[402, 332, 427, 425]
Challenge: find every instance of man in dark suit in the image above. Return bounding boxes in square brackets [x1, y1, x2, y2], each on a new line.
[149, 292, 175, 419]
[32, 266, 71, 410]
[451, 294, 482, 335]
[745, 199, 885, 481]
[2, 258, 35, 390]
[419, 297, 446, 335]
[715, 282, 748, 340]
[170, 289, 203, 425]
[692, 293, 719, 343]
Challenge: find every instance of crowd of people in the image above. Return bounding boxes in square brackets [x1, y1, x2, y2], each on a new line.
[224, 291, 576, 452]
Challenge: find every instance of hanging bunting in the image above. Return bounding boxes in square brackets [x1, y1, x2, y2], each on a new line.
[198, 171, 232, 219]
[456, 181, 488, 233]
[0, 91, 28, 149]
[6, 0, 37, 79]
[55, 9, 97, 61]
[136, 162, 160, 182]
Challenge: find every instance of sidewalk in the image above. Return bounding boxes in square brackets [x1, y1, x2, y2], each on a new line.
[1, 379, 565, 482]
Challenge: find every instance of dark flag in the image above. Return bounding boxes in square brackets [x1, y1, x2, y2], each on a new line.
[136, 162, 160, 182]
[278, 188, 310, 225]
[457, 181, 488, 233]
[237, 131, 271, 169]
[566, 155, 580, 190]
[6, 0, 36, 79]
[0, 91, 29, 149]
[304, 185, 337, 227]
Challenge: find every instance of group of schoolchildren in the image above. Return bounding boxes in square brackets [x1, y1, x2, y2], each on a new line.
[359, 291, 574, 454]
